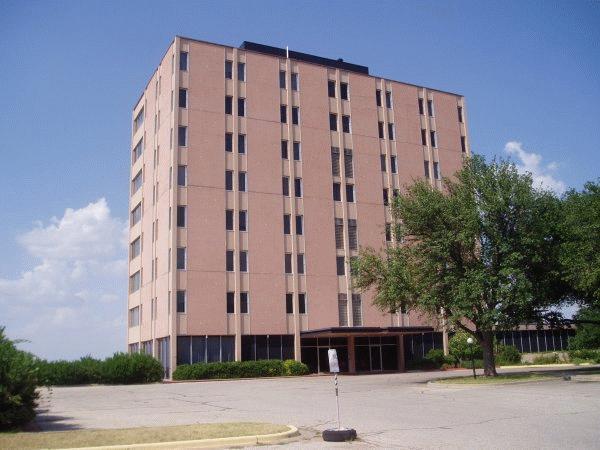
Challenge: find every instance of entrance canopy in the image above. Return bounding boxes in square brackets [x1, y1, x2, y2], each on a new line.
[301, 326, 435, 338]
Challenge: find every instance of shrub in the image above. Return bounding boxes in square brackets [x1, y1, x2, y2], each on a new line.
[37, 357, 102, 386]
[172, 359, 309, 380]
[568, 348, 600, 362]
[568, 306, 600, 350]
[449, 330, 482, 363]
[0, 327, 40, 430]
[283, 359, 309, 376]
[496, 345, 521, 365]
[425, 349, 447, 367]
[101, 352, 163, 384]
[532, 353, 560, 364]
[459, 359, 484, 369]
[406, 358, 438, 371]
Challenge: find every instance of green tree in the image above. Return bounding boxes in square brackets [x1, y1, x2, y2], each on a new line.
[560, 181, 600, 306]
[352, 156, 566, 376]
[0, 327, 40, 430]
[568, 306, 600, 350]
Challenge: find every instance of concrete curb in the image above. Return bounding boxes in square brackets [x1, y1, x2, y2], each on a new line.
[66, 425, 299, 449]
[499, 363, 591, 369]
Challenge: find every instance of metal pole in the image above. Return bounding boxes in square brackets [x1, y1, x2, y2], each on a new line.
[471, 345, 476, 379]
[334, 373, 340, 430]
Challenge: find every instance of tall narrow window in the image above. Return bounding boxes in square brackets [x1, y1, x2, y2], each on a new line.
[294, 177, 302, 197]
[344, 149, 353, 178]
[328, 80, 336, 97]
[297, 254, 305, 274]
[346, 184, 355, 202]
[237, 62, 245, 81]
[130, 236, 141, 260]
[295, 215, 303, 235]
[421, 129, 427, 145]
[340, 82, 349, 100]
[385, 91, 392, 108]
[331, 147, 340, 176]
[225, 96, 233, 115]
[227, 292, 235, 313]
[336, 256, 345, 275]
[348, 219, 358, 250]
[333, 183, 341, 201]
[131, 170, 143, 195]
[282, 176, 290, 196]
[424, 161, 430, 179]
[418, 98, 424, 115]
[226, 250, 234, 271]
[134, 107, 144, 132]
[291, 73, 299, 91]
[177, 206, 186, 227]
[458, 106, 464, 122]
[179, 89, 187, 108]
[280, 105, 287, 123]
[380, 154, 387, 172]
[226, 209, 234, 231]
[298, 294, 307, 314]
[225, 133, 233, 152]
[177, 290, 186, 313]
[178, 126, 187, 146]
[279, 70, 286, 89]
[178, 165, 187, 186]
[376, 89, 382, 107]
[239, 210, 247, 231]
[225, 170, 233, 191]
[342, 115, 351, 133]
[240, 292, 249, 313]
[352, 294, 363, 326]
[225, 60, 233, 79]
[461, 136, 467, 153]
[132, 138, 143, 163]
[239, 251, 248, 272]
[391, 156, 397, 173]
[433, 162, 441, 180]
[338, 294, 348, 326]
[387, 123, 395, 140]
[179, 51, 188, 71]
[238, 98, 246, 117]
[293, 142, 301, 161]
[378, 121, 384, 139]
[238, 134, 246, 154]
[286, 293, 293, 314]
[281, 140, 288, 159]
[430, 130, 437, 148]
[383, 188, 389, 206]
[176, 247, 186, 270]
[427, 99, 434, 117]
[129, 271, 141, 293]
[238, 172, 247, 192]
[284, 253, 292, 274]
[335, 218, 344, 249]
[385, 223, 392, 242]
[329, 113, 338, 131]
[283, 214, 291, 234]
[292, 107, 299, 125]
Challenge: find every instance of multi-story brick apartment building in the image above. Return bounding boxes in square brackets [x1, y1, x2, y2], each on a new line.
[127, 37, 471, 377]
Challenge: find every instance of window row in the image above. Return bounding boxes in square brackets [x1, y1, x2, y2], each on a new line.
[334, 218, 358, 250]
[328, 80, 349, 100]
[225, 96, 246, 116]
[380, 154, 398, 173]
[284, 253, 305, 274]
[279, 70, 299, 90]
[226, 250, 248, 272]
[224, 60, 245, 81]
[331, 147, 354, 177]
[338, 293, 362, 326]
[281, 140, 302, 160]
[225, 170, 247, 191]
[282, 176, 303, 197]
[329, 113, 351, 133]
[280, 104, 300, 124]
[332, 182, 355, 202]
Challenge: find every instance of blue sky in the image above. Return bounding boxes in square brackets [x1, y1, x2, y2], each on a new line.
[1, 0, 598, 359]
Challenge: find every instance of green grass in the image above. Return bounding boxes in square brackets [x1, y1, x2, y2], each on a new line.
[436, 373, 553, 384]
[0, 422, 290, 450]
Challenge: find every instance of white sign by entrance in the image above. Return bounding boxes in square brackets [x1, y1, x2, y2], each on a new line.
[328, 349, 340, 373]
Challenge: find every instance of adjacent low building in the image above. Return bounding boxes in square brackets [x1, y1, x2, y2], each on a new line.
[127, 37, 471, 377]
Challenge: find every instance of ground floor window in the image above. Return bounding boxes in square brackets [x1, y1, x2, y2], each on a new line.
[355, 336, 398, 372]
[242, 335, 294, 361]
[403, 332, 444, 361]
[177, 336, 234, 365]
[301, 337, 348, 373]
[157, 336, 170, 378]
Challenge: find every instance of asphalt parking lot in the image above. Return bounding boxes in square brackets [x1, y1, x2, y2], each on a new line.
[35, 366, 600, 449]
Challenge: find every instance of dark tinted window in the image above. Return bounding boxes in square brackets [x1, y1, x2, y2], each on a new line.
[178, 126, 187, 146]
[225, 133, 232, 152]
[376, 89, 382, 106]
[238, 172, 246, 192]
[284, 253, 292, 274]
[237, 62, 245, 81]
[179, 89, 187, 108]
[293, 142, 301, 161]
[240, 292, 248, 313]
[282, 176, 289, 196]
[294, 178, 302, 197]
[292, 107, 299, 125]
[239, 210, 247, 231]
[340, 82, 349, 100]
[179, 51, 188, 70]
[283, 214, 291, 234]
[225, 60, 233, 79]
[328, 80, 336, 97]
[342, 115, 350, 133]
[295, 215, 303, 235]
[281, 140, 288, 159]
[227, 292, 234, 313]
[329, 113, 337, 131]
[279, 70, 286, 89]
[225, 96, 233, 114]
[238, 98, 245, 117]
[177, 290, 186, 313]
[333, 182, 341, 201]
[240, 251, 248, 272]
[297, 254, 305, 274]
[280, 105, 287, 123]
[378, 122, 384, 139]
[336, 256, 345, 275]
[238, 134, 246, 154]
[225, 170, 233, 190]
[226, 250, 234, 271]
[177, 206, 186, 227]
[299, 293, 306, 314]
[226, 209, 233, 230]
[177, 247, 186, 269]
[286, 293, 293, 314]
[345, 184, 354, 202]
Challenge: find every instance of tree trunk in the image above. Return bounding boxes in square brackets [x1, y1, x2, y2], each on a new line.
[480, 331, 498, 376]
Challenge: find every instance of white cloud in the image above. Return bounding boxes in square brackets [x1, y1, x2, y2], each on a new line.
[0, 199, 127, 360]
[504, 141, 567, 194]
